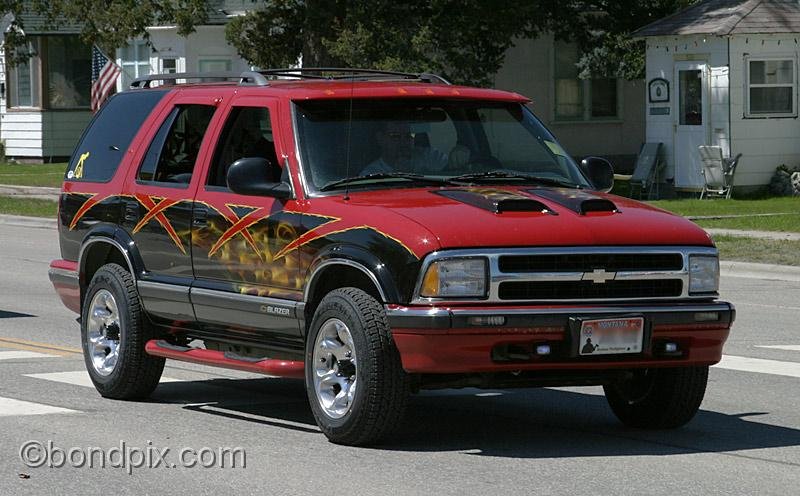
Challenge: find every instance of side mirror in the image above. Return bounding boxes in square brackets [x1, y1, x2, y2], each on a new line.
[581, 156, 614, 193]
[226, 157, 293, 199]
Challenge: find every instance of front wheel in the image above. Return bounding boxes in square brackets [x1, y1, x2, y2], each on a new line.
[603, 366, 708, 429]
[305, 288, 410, 446]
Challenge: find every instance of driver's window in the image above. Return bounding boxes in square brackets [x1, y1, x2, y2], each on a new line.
[137, 104, 216, 186]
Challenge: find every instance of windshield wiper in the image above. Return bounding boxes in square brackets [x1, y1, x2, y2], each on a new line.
[448, 170, 584, 189]
[319, 172, 454, 191]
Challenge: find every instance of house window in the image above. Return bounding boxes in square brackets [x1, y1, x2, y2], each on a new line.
[7, 40, 41, 108]
[554, 42, 620, 121]
[119, 40, 151, 89]
[6, 36, 91, 109]
[161, 58, 177, 74]
[746, 58, 796, 117]
[198, 59, 232, 72]
[46, 36, 91, 108]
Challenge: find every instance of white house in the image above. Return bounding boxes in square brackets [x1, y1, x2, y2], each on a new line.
[635, 0, 800, 193]
[0, 1, 261, 161]
[494, 35, 646, 174]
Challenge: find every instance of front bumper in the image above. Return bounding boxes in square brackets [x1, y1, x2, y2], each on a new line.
[387, 302, 734, 374]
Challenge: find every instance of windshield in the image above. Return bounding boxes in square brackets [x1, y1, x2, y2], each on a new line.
[293, 98, 590, 192]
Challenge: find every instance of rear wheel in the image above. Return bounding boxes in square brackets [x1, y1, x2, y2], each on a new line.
[603, 366, 708, 429]
[81, 264, 164, 399]
[305, 287, 410, 446]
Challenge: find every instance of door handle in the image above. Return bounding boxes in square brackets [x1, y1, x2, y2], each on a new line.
[124, 201, 139, 223]
[193, 205, 208, 227]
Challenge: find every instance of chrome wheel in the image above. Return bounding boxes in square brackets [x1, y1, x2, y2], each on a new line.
[312, 318, 357, 419]
[86, 289, 121, 376]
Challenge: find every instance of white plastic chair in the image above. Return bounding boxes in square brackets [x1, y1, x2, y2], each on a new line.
[698, 146, 741, 199]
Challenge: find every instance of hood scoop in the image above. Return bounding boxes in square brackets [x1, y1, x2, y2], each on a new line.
[528, 188, 619, 215]
[435, 188, 556, 214]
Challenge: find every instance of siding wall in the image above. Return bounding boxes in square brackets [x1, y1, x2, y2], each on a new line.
[644, 35, 730, 184]
[494, 35, 645, 171]
[729, 34, 800, 187]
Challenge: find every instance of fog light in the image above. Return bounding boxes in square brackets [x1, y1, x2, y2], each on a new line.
[535, 344, 551, 356]
[664, 342, 679, 353]
[694, 312, 719, 322]
[468, 316, 506, 326]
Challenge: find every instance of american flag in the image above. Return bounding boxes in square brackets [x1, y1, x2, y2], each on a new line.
[91, 45, 121, 112]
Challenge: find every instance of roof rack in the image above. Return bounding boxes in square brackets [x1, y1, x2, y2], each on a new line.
[256, 68, 452, 85]
[130, 71, 268, 89]
[129, 68, 451, 89]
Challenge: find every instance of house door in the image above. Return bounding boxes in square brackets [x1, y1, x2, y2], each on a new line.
[674, 62, 708, 190]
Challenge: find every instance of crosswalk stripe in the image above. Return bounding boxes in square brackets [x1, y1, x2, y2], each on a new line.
[755, 345, 800, 352]
[0, 396, 78, 416]
[24, 370, 183, 389]
[714, 355, 800, 379]
[0, 350, 58, 360]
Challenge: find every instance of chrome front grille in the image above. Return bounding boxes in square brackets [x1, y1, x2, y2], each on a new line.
[497, 253, 684, 273]
[412, 246, 718, 304]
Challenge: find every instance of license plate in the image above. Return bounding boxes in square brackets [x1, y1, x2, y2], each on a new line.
[578, 317, 644, 356]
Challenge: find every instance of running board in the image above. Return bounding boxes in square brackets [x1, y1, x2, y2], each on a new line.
[144, 340, 305, 379]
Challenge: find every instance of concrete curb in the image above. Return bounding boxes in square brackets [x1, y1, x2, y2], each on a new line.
[0, 214, 57, 230]
[720, 260, 800, 282]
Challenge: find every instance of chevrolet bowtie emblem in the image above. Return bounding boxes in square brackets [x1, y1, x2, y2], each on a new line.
[582, 268, 616, 284]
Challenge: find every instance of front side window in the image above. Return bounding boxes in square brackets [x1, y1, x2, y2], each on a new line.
[554, 41, 620, 121]
[208, 106, 280, 188]
[747, 58, 796, 116]
[294, 98, 590, 192]
[137, 104, 216, 186]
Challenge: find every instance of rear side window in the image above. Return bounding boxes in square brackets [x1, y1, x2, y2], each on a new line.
[66, 90, 167, 182]
[137, 104, 216, 185]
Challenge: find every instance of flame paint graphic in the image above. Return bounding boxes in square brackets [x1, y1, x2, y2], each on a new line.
[68, 193, 113, 230]
[133, 194, 186, 255]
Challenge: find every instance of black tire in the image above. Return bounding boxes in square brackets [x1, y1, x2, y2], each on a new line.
[305, 287, 410, 446]
[603, 366, 708, 429]
[81, 263, 165, 400]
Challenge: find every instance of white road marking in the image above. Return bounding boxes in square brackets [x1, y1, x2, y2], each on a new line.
[755, 345, 800, 352]
[0, 350, 57, 360]
[714, 355, 800, 379]
[24, 371, 183, 389]
[0, 396, 78, 416]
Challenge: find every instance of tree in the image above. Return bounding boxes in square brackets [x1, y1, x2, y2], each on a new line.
[225, 0, 546, 86]
[0, 0, 208, 64]
[545, 1, 698, 80]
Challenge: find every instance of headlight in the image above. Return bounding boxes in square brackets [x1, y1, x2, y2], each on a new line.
[689, 255, 719, 294]
[419, 258, 488, 298]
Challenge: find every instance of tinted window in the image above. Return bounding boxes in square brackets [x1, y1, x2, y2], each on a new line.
[66, 90, 167, 182]
[137, 104, 216, 185]
[207, 106, 280, 188]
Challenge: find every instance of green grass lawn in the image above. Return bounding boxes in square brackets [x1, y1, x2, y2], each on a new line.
[650, 197, 799, 217]
[650, 197, 800, 233]
[0, 163, 67, 188]
[0, 196, 58, 217]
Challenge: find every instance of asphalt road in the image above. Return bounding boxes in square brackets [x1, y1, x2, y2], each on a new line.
[1, 224, 799, 495]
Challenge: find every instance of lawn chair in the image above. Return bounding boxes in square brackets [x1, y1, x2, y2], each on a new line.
[629, 142, 663, 199]
[698, 146, 742, 199]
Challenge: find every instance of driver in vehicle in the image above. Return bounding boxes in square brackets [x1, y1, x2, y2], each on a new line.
[361, 121, 447, 175]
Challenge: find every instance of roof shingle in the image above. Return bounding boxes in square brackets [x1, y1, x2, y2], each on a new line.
[633, 0, 800, 37]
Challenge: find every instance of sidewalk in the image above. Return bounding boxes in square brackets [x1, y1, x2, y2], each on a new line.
[705, 228, 800, 242]
[0, 184, 60, 201]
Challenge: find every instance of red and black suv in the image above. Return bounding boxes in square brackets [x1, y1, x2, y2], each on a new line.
[49, 69, 734, 445]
